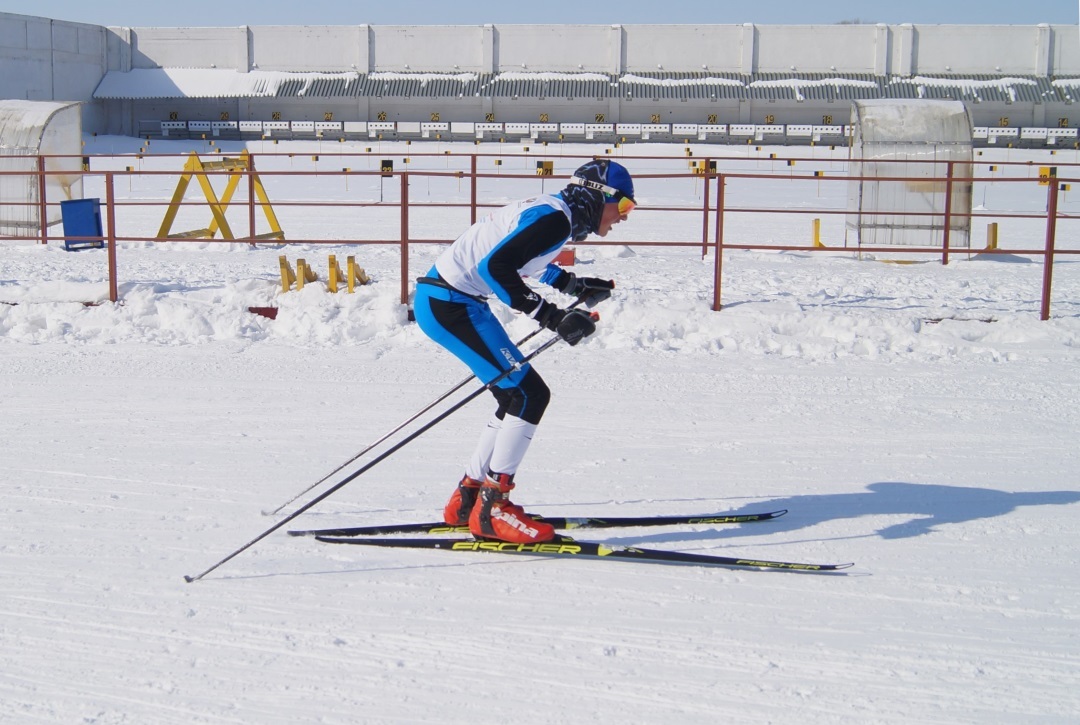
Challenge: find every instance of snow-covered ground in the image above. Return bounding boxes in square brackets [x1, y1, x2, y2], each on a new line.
[2, 137, 1079, 724]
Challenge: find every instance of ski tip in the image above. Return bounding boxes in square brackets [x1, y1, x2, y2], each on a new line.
[815, 562, 855, 572]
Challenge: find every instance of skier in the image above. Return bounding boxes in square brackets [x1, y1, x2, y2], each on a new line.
[413, 159, 636, 543]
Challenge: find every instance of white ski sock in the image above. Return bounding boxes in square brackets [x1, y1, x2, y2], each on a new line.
[465, 414, 502, 480]
[488, 415, 538, 476]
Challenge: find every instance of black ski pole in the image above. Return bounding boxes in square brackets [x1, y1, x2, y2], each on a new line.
[184, 333, 570, 583]
[262, 288, 608, 516]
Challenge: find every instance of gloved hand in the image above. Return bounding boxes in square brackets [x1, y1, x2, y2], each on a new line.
[557, 272, 615, 299]
[555, 309, 598, 346]
[533, 300, 565, 331]
[533, 303, 598, 346]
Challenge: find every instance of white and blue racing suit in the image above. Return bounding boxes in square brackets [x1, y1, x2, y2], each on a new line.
[413, 193, 575, 479]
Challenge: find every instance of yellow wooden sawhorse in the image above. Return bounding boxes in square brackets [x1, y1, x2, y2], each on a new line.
[157, 150, 284, 242]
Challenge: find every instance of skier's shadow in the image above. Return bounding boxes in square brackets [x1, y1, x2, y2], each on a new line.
[603, 482, 1080, 546]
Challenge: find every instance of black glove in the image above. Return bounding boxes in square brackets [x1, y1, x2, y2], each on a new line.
[555, 309, 598, 346]
[533, 300, 565, 331]
[557, 272, 615, 299]
[533, 303, 597, 346]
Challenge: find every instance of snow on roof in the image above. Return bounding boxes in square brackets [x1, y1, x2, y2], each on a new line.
[93, 68, 362, 99]
[493, 71, 612, 83]
[93, 67, 1063, 103]
[621, 74, 745, 87]
[748, 76, 879, 102]
[888, 75, 1038, 102]
[368, 72, 478, 85]
[893, 75, 1038, 89]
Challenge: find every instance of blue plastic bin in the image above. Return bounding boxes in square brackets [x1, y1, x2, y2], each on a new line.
[60, 198, 104, 251]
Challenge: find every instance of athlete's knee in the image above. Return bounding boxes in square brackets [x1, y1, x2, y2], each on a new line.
[514, 371, 550, 424]
[491, 386, 514, 419]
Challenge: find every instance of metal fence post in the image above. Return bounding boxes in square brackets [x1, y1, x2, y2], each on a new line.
[701, 166, 711, 258]
[712, 173, 726, 311]
[470, 154, 478, 225]
[106, 172, 118, 302]
[941, 160, 954, 265]
[1040, 178, 1060, 321]
[247, 152, 256, 243]
[400, 171, 410, 306]
[37, 156, 48, 245]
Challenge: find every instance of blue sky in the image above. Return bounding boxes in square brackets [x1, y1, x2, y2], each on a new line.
[3, 0, 1076, 28]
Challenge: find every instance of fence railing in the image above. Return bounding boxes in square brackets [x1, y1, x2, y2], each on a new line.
[1, 151, 1076, 319]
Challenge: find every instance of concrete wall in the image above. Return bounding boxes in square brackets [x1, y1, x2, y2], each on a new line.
[127, 26, 248, 70]
[494, 25, 621, 73]
[3, 13, 1079, 138]
[250, 25, 369, 72]
[622, 25, 747, 73]
[87, 21, 1080, 77]
[372, 25, 489, 72]
[0, 13, 106, 101]
[754, 24, 884, 73]
[912, 25, 1048, 74]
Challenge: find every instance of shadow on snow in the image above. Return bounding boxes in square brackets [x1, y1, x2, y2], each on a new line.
[601, 481, 1080, 546]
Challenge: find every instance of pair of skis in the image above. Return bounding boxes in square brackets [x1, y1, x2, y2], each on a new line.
[290, 508, 854, 572]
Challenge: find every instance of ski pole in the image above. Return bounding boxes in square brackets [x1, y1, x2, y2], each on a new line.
[262, 288, 609, 516]
[184, 331, 575, 583]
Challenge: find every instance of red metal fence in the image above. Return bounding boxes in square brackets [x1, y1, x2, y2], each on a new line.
[1, 151, 1076, 319]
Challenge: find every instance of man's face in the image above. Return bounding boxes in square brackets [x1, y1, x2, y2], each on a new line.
[595, 202, 629, 237]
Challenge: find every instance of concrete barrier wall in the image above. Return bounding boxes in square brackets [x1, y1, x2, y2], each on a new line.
[103, 21, 1080, 76]
[128, 26, 248, 70]
[3, 12, 1079, 137]
[913, 25, 1050, 74]
[0, 13, 107, 102]
[373, 25, 489, 72]
[623, 25, 749, 73]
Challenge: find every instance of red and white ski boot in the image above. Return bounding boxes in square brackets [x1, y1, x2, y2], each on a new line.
[443, 474, 483, 525]
[468, 472, 555, 543]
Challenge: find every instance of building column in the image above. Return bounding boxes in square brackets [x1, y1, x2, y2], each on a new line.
[874, 23, 889, 75]
[740, 23, 755, 74]
[894, 24, 915, 76]
[1035, 24, 1051, 76]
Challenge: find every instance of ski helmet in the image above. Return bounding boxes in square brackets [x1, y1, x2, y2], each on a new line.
[569, 159, 636, 210]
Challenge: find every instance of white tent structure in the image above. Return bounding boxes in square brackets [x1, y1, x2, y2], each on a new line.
[846, 100, 974, 248]
[0, 100, 83, 237]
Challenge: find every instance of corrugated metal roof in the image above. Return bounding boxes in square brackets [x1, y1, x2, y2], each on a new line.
[748, 73, 882, 101]
[93, 68, 363, 99]
[94, 68, 1073, 106]
[621, 72, 748, 99]
[479, 72, 618, 98]
[618, 72, 884, 101]
[883, 75, 1055, 104]
[360, 72, 487, 98]
[1051, 77, 1080, 103]
[273, 75, 363, 98]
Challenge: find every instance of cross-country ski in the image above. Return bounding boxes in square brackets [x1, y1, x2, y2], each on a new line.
[286, 509, 788, 537]
[314, 533, 853, 572]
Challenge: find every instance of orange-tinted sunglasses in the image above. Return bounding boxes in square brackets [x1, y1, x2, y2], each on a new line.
[571, 176, 637, 215]
[608, 193, 637, 216]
